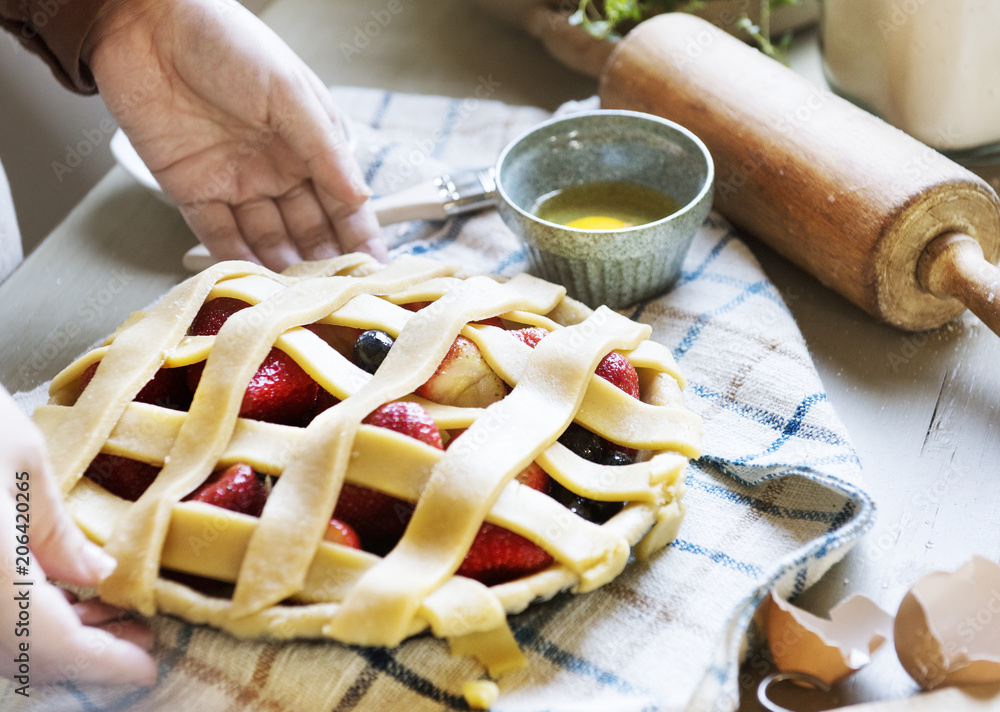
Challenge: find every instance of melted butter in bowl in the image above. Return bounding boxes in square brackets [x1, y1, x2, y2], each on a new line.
[531, 181, 682, 230]
[494, 110, 714, 308]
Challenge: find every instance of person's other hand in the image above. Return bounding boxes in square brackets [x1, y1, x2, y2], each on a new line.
[86, 0, 386, 272]
[0, 387, 157, 686]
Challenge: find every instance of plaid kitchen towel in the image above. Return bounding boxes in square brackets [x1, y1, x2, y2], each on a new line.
[7, 88, 873, 712]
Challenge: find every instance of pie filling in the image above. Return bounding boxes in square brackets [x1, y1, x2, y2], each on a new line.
[35, 253, 702, 677]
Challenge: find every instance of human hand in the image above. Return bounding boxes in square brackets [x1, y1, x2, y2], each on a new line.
[472, 0, 614, 78]
[86, 0, 387, 272]
[0, 387, 157, 686]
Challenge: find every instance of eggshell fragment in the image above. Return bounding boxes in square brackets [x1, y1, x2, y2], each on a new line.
[895, 556, 1000, 689]
[767, 591, 893, 686]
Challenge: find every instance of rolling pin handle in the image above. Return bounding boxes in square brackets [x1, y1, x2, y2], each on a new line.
[918, 232, 1000, 337]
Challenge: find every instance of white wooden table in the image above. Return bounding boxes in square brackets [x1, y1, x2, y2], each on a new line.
[2, 1, 998, 709]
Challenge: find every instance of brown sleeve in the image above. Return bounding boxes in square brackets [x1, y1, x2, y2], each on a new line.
[0, 0, 116, 94]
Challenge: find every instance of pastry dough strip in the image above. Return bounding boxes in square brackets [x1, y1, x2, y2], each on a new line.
[99, 256, 454, 614]
[466, 326, 702, 456]
[43, 255, 700, 654]
[230, 273, 567, 617]
[324, 307, 647, 646]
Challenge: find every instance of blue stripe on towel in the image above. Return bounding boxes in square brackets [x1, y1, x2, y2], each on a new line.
[673, 280, 773, 360]
[353, 646, 469, 710]
[401, 216, 471, 256]
[671, 539, 764, 578]
[369, 91, 393, 130]
[364, 142, 399, 186]
[688, 383, 853, 451]
[735, 393, 827, 464]
[687, 476, 839, 524]
[630, 234, 736, 322]
[431, 99, 462, 158]
[495, 246, 526, 274]
[676, 233, 734, 287]
[62, 681, 98, 712]
[514, 626, 647, 697]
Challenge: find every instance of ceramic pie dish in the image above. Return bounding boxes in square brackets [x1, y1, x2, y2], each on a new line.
[33, 253, 702, 673]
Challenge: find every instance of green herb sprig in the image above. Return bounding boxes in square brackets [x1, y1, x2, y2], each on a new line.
[570, 0, 804, 62]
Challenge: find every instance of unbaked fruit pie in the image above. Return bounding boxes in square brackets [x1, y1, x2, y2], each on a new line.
[34, 253, 702, 675]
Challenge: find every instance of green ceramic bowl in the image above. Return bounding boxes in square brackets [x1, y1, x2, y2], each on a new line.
[495, 110, 714, 309]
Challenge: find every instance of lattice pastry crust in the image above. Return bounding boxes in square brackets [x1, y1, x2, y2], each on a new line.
[35, 253, 702, 674]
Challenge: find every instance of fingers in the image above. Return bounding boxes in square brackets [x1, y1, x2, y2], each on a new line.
[281, 69, 371, 209]
[0, 389, 115, 588]
[72, 599, 156, 651]
[276, 182, 340, 261]
[32, 581, 158, 686]
[232, 198, 300, 272]
[184, 185, 387, 272]
[0, 488, 156, 686]
[180, 202, 258, 264]
[330, 199, 388, 262]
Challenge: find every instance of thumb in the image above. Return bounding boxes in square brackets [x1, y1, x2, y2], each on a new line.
[0, 388, 117, 587]
[24, 452, 118, 587]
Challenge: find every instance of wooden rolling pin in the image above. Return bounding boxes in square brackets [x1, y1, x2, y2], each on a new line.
[599, 13, 1000, 334]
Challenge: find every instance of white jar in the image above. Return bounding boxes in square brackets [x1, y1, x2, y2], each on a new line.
[821, 0, 1000, 155]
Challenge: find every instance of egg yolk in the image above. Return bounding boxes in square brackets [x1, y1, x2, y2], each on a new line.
[565, 215, 630, 230]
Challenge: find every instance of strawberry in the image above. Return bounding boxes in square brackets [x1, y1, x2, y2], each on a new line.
[432, 433, 553, 585]
[333, 483, 414, 555]
[362, 401, 444, 449]
[312, 388, 341, 419]
[515, 327, 638, 461]
[334, 402, 443, 553]
[80, 362, 191, 411]
[183, 463, 267, 517]
[515, 461, 550, 494]
[594, 351, 640, 399]
[186, 298, 319, 426]
[323, 518, 361, 549]
[401, 301, 432, 312]
[512, 327, 639, 398]
[415, 336, 507, 408]
[511, 327, 549, 349]
[189, 297, 250, 336]
[84, 453, 161, 502]
[457, 523, 553, 586]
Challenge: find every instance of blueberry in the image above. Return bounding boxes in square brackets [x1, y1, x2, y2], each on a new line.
[353, 330, 394, 374]
[549, 481, 624, 525]
[558, 423, 606, 463]
[600, 448, 635, 467]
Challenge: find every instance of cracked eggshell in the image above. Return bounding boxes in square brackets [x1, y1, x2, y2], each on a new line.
[767, 591, 893, 686]
[895, 556, 1000, 689]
